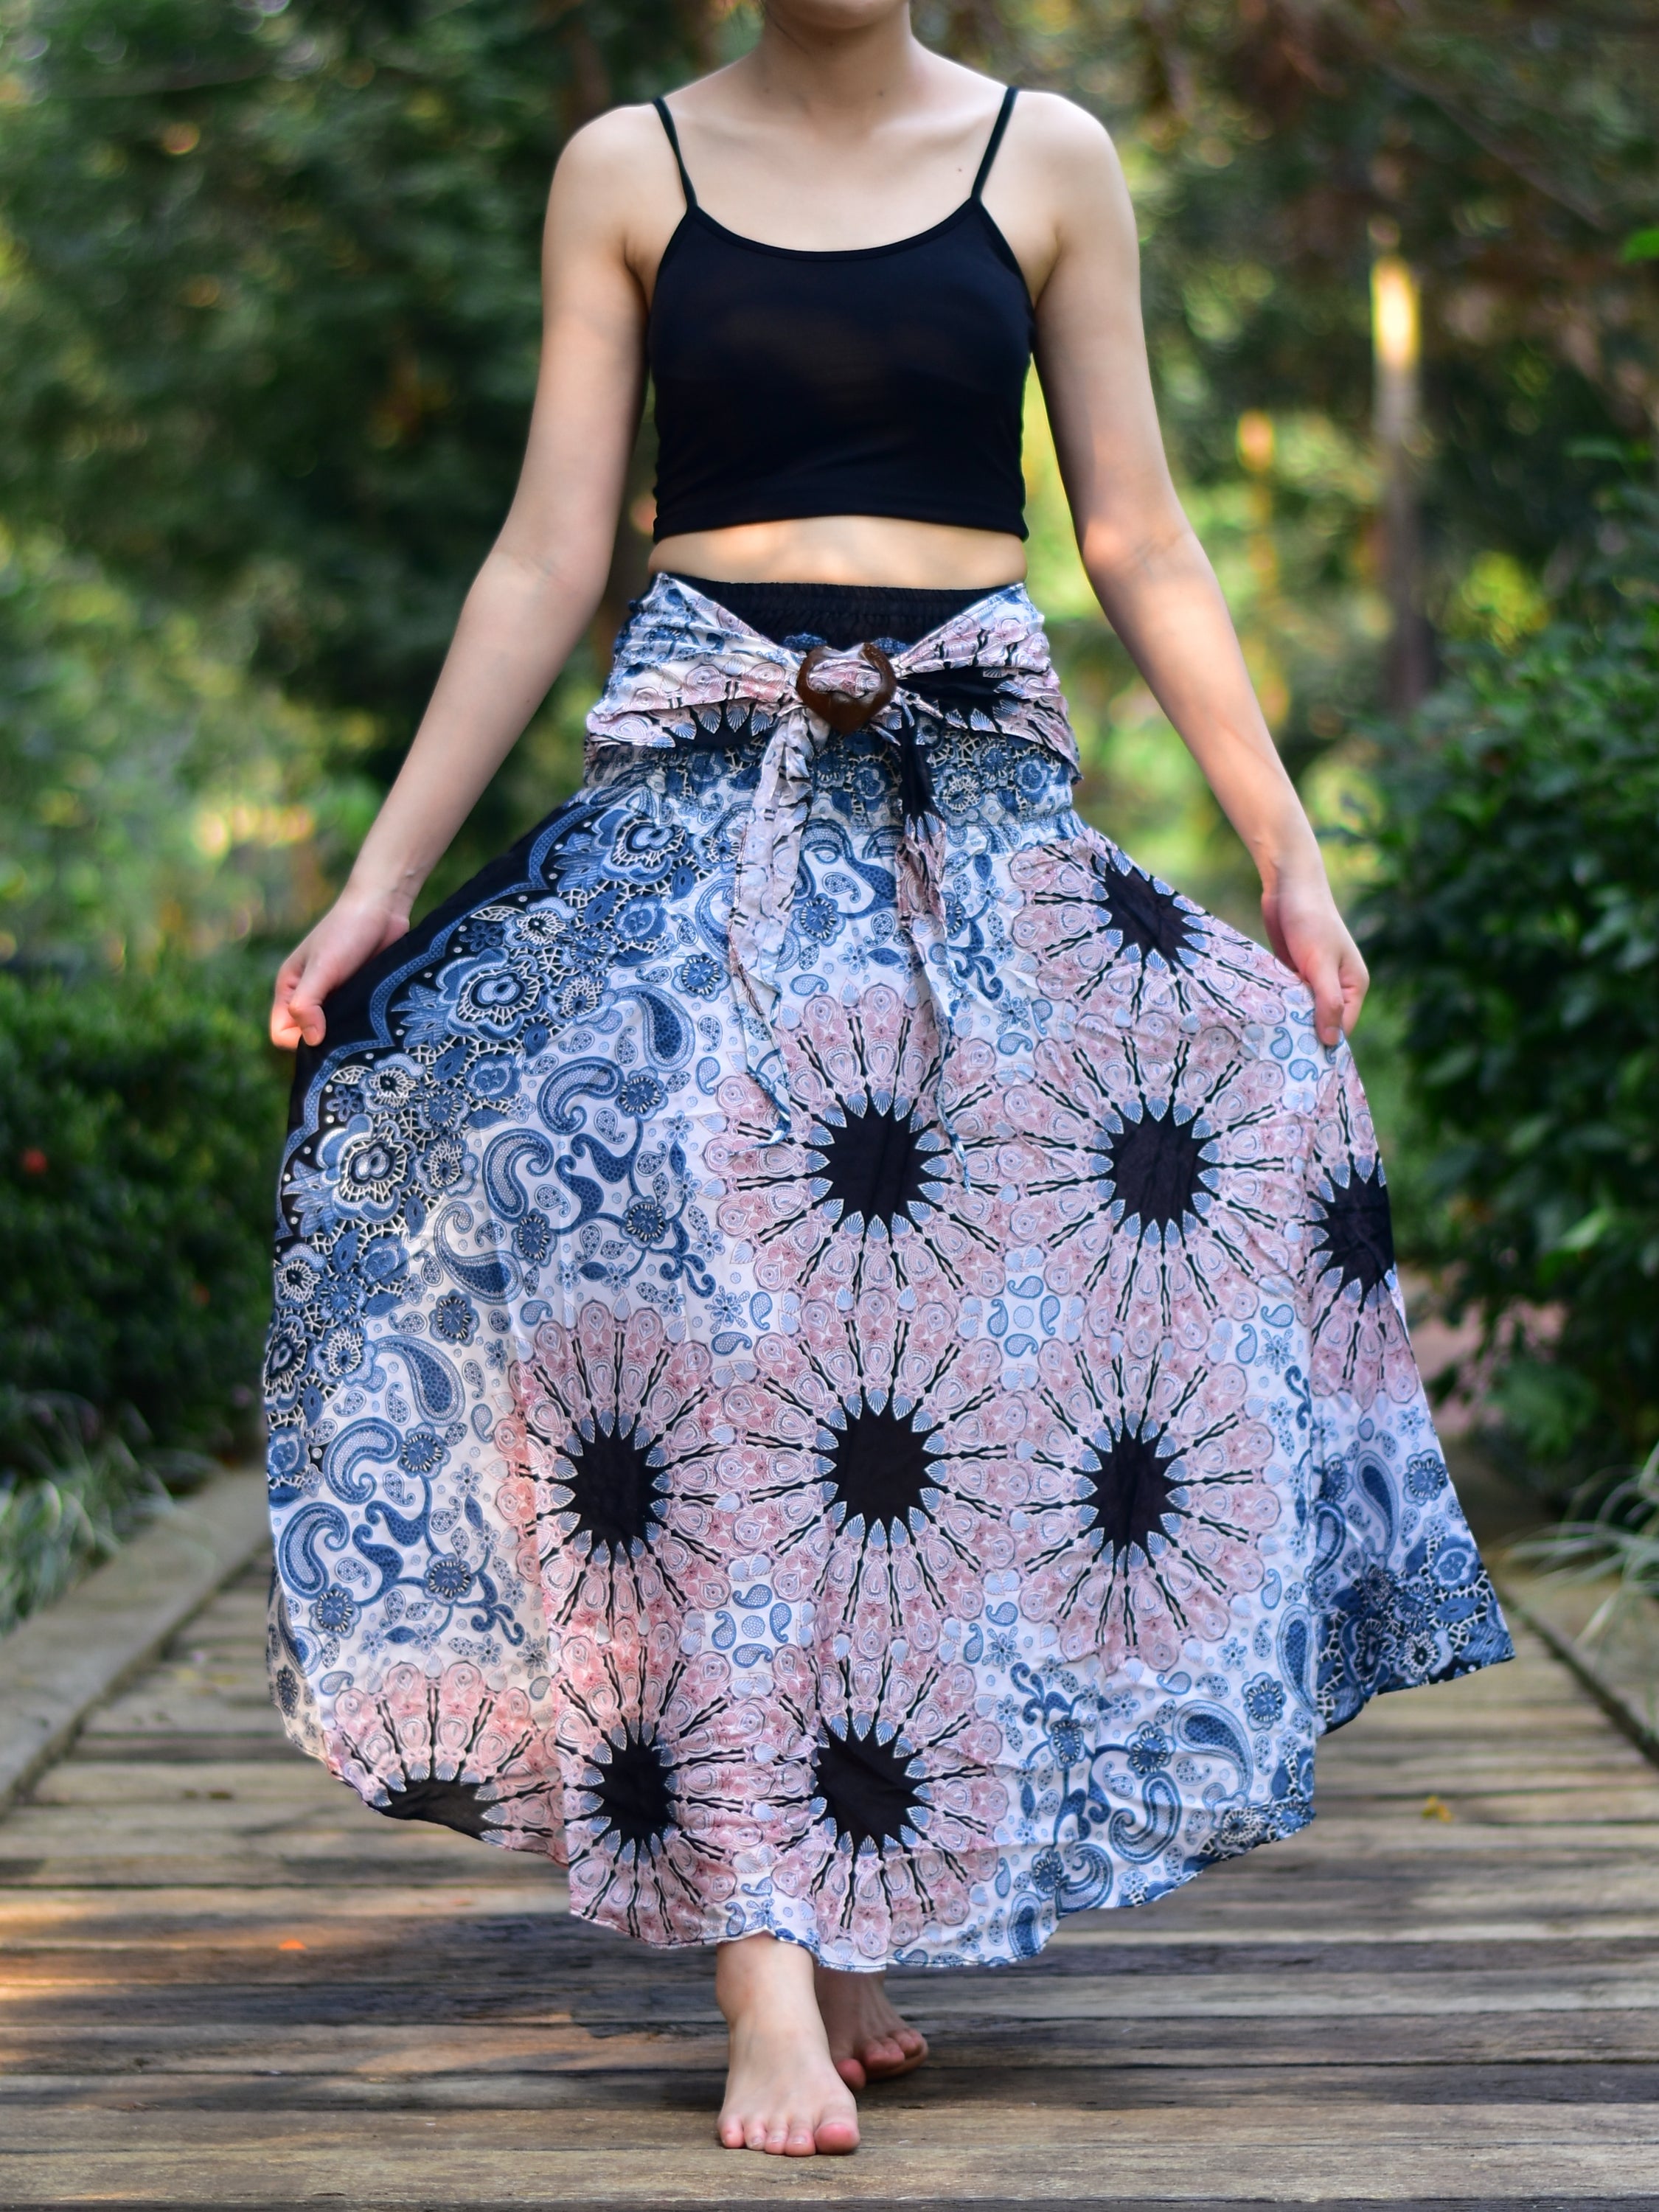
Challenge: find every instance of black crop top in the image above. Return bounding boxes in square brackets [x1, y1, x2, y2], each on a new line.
[647, 88, 1033, 542]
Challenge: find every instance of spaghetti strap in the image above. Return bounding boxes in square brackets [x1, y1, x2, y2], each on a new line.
[653, 95, 698, 212]
[970, 86, 1018, 199]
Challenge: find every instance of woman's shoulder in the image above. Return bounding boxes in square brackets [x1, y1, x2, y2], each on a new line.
[556, 100, 680, 187]
[544, 101, 688, 267]
[1003, 87, 1120, 170]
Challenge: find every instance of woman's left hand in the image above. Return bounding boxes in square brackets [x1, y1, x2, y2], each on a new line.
[1261, 870, 1369, 1048]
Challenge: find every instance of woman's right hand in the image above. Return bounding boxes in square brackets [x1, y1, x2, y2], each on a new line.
[269, 886, 412, 1051]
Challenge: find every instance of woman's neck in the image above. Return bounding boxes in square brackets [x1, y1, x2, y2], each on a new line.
[737, 6, 935, 126]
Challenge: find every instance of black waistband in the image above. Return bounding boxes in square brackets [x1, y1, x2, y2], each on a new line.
[669, 575, 990, 652]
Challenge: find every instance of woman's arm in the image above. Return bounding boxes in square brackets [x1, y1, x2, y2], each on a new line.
[268, 116, 657, 1050]
[1025, 100, 1368, 1048]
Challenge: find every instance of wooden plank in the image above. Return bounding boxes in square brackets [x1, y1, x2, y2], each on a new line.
[2, 1569, 1658, 2207]
[1497, 1564, 1659, 1765]
[0, 1473, 269, 1808]
[2, 2102, 1658, 2205]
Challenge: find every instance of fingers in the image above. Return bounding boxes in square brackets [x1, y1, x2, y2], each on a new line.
[1311, 962, 1346, 1048]
[1262, 887, 1369, 1048]
[1259, 897, 1291, 973]
[1312, 950, 1369, 1047]
[292, 987, 328, 1048]
[269, 956, 328, 1051]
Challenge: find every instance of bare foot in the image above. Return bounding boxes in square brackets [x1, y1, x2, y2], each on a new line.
[715, 1935, 860, 2155]
[814, 1962, 929, 2089]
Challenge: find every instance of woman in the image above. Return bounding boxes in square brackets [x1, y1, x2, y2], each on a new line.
[265, 0, 1511, 2160]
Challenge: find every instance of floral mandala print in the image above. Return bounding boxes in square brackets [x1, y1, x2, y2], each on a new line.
[557, 1619, 749, 1945]
[1009, 836, 1290, 1033]
[1306, 1054, 1419, 1411]
[1015, 1338, 1279, 1668]
[327, 1657, 566, 1854]
[706, 982, 1006, 1329]
[264, 575, 1512, 1972]
[987, 1009, 1305, 1352]
[759, 1646, 1009, 1964]
[495, 1302, 731, 1636]
[719, 1296, 1027, 1651]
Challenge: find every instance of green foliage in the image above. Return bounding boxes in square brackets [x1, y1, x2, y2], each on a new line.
[0, 965, 287, 1449]
[0, 522, 375, 966]
[0, 0, 728, 731]
[1365, 492, 1659, 1476]
[0, 1389, 212, 1632]
[1512, 1438, 1659, 1646]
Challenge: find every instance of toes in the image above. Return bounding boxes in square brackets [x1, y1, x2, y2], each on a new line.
[858, 2025, 928, 2079]
[783, 2119, 818, 2157]
[833, 2054, 868, 2090]
[717, 2115, 746, 2149]
[815, 2113, 860, 2154]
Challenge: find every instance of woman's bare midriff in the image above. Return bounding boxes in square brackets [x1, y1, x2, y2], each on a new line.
[649, 513, 1026, 590]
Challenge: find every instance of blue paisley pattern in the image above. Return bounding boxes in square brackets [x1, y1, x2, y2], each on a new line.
[264, 577, 1511, 1969]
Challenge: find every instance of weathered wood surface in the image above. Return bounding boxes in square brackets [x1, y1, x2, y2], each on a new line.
[2, 1559, 1658, 2208]
[0, 1471, 268, 1809]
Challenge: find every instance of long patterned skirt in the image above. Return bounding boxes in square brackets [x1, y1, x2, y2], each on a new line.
[263, 576, 1512, 1971]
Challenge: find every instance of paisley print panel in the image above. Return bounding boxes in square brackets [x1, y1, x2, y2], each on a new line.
[263, 577, 1512, 1969]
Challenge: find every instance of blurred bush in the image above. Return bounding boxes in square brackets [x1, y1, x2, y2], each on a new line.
[0, 1389, 214, 1633]
[0, 964, 286, 1452]
[1366, 490, 1659, 1486]
[0, 522, 378, 969]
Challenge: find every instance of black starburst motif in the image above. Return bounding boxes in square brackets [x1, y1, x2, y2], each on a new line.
[809, 1098, 942, 1234]
[1081, 1423, 1188, 1558]
[1102, 866, 1199, 965]
[1312, 1161, 1395, 1302]
[822, 1396, 936, 1538]
[813, 1721, 925, 1854]
[376, 1775, 492, 1838]
[589, 1728, 678, 1852]
[560, 1415, 667, 1557]
[1099, 1103, 1209, 1231]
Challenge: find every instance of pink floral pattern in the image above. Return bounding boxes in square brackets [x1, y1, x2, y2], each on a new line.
[720, 1305, 1026, 1650]
[1306, 1052, 1421, 1411]
[557, 1621, 751, 1946]
[1015, 1338, 1280, 1669]
[992, 1007, 1305, 1351]
[328, 1660, 566, 1855]
[706, 984, 1006, 1328]
[495, 1303, 731, 1632]
[762, 1646, 1010, 1963]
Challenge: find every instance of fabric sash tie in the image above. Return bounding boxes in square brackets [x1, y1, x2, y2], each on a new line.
[585, 576, 1077, 1146]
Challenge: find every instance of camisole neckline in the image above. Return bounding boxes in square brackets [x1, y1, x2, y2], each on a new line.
[676, 195, 990, 265]
[661, 198, 1031, 306]
[653, 86, 1026, 279]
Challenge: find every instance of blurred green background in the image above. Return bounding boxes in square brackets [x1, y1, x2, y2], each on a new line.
[0, 0, 1655, 1619]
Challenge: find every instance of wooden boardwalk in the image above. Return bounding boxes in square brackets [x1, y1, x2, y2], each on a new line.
[3, 1554, 1658, 2208]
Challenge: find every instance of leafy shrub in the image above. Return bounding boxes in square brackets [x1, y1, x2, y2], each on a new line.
[0, 1391, 213, 1635]
[0, 964, 286, 1450]
[0, 523, 375, 969]
[1364, 492, 1659, 1484]
[1513, 1438, 1659, 1638]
